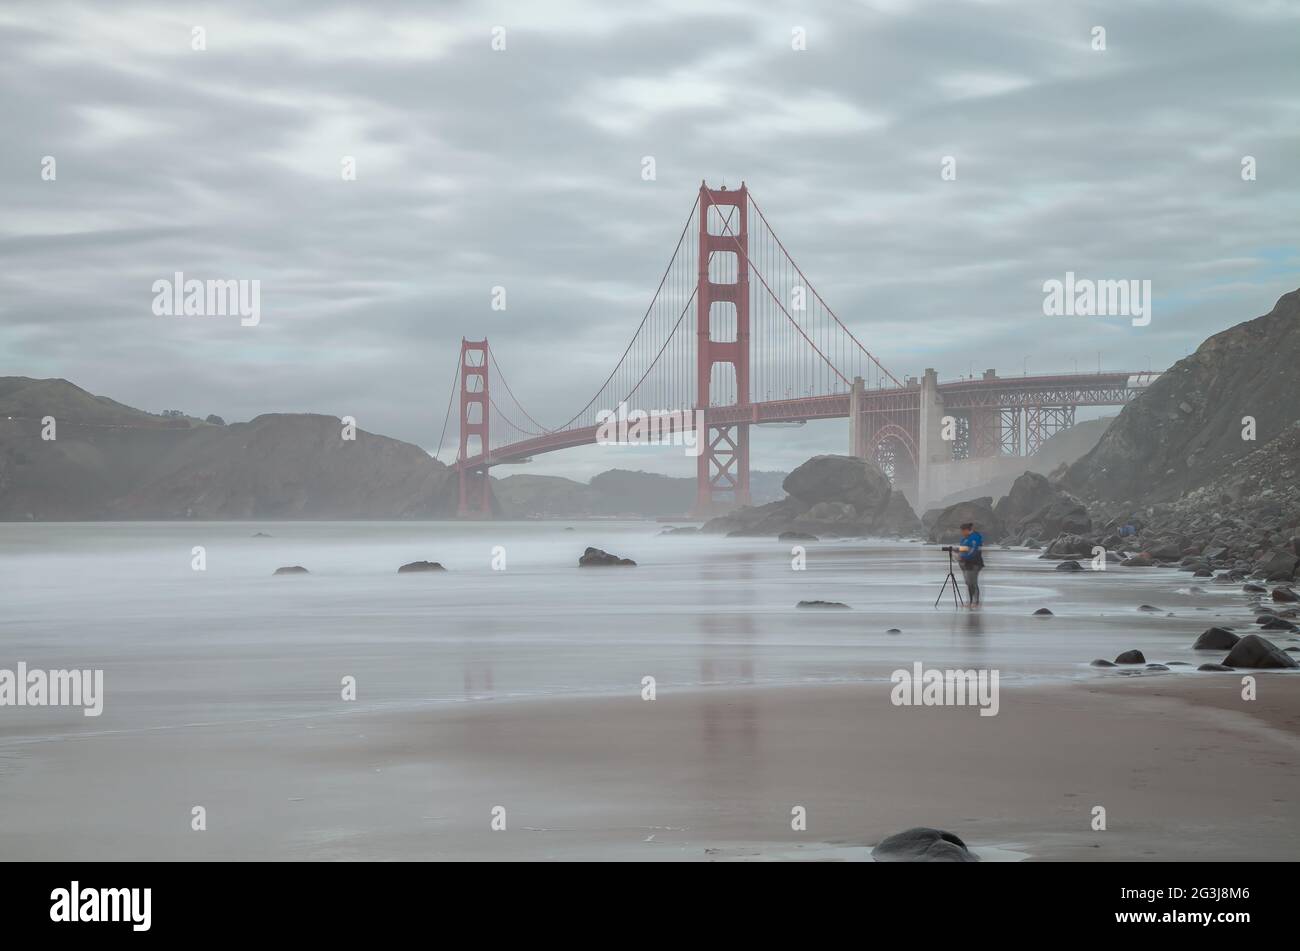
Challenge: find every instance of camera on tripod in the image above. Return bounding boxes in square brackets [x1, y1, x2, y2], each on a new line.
[935, 544, 965, 608]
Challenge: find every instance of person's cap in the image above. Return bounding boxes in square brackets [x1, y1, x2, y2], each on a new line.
[959, 521, 974, 530]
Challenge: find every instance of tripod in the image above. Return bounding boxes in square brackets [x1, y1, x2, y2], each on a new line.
[934, 547, 966, 609]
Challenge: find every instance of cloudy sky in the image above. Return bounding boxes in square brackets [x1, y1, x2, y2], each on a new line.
[2, 0, 1297, 480]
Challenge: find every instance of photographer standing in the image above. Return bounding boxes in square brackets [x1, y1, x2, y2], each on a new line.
[957, 521, 984, 606]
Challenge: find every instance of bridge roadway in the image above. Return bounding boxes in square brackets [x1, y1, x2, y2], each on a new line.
[484, 370, 1150, 468]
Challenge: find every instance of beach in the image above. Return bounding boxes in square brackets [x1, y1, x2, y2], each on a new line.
[1, 521, 1297, 860]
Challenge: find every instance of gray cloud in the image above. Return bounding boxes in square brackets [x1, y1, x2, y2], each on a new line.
[1, 0, 1296, 480]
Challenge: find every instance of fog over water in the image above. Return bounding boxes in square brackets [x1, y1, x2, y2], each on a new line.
[0, 521, 1253, 743]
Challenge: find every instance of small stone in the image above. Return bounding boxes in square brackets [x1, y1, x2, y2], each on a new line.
[1114, 649, 1146, 664]
[398, 561, 446, 573]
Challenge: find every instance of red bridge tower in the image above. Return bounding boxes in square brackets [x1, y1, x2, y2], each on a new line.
[695, 182, 751, 514]
[457, 338, 491, 517]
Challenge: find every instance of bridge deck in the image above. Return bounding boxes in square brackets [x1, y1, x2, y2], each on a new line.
[472, 371, 1155, 467]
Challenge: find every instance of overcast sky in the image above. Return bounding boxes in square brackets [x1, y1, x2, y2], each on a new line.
[2, 0, 1297, 480]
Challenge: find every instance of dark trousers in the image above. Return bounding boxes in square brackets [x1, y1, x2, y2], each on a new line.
[961, 563, 982, 604]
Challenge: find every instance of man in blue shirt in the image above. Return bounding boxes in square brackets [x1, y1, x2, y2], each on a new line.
[957, 521, 984, 606]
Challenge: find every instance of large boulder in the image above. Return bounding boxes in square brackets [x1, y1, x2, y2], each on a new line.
[1044, 533, 1094, 558]
[1258, 549, 1299, 581]
[783, 455, 893, 513]
[1192, 627, 1240, 650]
[993, 471, 1058, 527]
[878, 490, 923, 536]
[925, 497, 1002, 545]
[994, 472, 1092, 542]
[873, 827, 978, 863]
[1222, 634, 1299, 669]
[703, 455, 919, 538]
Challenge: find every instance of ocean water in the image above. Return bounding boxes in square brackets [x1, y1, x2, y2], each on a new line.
[0, 519, 1258, 743]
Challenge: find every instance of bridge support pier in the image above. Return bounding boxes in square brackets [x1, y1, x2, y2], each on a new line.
[915, 368, 952, 512]
[848, 377, 868, 458]
[696, 419, 750, 514]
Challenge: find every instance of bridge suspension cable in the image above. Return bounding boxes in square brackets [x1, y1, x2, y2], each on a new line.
[460, 184, 904, 461]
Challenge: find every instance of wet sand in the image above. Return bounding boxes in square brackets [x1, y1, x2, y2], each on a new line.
[4, 674, 1298, 861]
[3, 523, 1298, 860]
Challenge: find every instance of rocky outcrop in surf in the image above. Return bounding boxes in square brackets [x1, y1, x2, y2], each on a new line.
[702, 455, 921, 539]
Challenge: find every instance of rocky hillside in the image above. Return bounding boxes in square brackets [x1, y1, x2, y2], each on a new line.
[1065, 288, 1300, 504]
[0, 378, 455, 519]
[702, 455, 921, 538]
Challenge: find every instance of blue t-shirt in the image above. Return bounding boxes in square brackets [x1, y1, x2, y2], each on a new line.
[960, 531, 983, 561]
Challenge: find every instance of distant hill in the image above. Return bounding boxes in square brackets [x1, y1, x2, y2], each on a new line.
[0, 378, 455, 519]
[492, 467, 789, 517]
[1065, 288, 1300, 504]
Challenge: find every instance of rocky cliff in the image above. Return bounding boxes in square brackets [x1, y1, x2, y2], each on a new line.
[1064, 288, 1300, 504]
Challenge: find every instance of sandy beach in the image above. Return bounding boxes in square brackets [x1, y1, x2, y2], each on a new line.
[2, 523, 1298, 862]
[3, 674, 1298, 861]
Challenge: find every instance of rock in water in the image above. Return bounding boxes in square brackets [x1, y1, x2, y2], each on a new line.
[578, 546, 636, 567]
[1259, 617, 1298, 631]
[873, 827, 978, 863]
[701, 455, 919, 538]
[1033, 608, 1054, 616]
[796, 600, 850, 609]
[1121, 553, 1155, 567]
[778, 531, 818, 542]
[1055, 560, 1083, 571]
[1273, 587, 1299, 603]
[1192, 627, 1240, 650]
[1198, 663, 1235, 672]
[1222, 634, 1300, 669]
[1090, 659, 1117, 667]
[1137, 604, 1162, 612]
[273, 566, 309, 575]
[1114, 649, 1146, 664]
[398, 561, 446, 573]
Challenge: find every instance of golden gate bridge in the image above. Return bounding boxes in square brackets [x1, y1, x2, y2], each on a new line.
[436, 182, 1157, 517]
